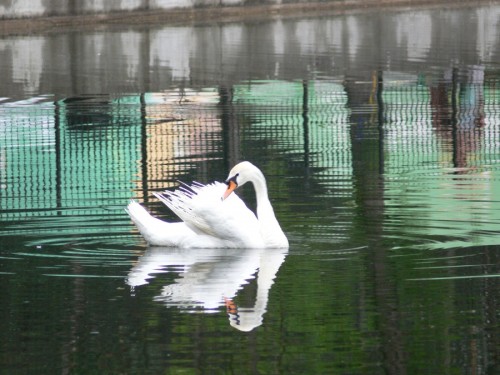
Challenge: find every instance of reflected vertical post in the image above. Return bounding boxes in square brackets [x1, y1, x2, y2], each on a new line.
[140, 93, 149, 202]
[219, 84, 239, 171]
[451, 67, 459, 169]
[54, 100, 62, 214]
[377, 70, 385, 175]
[302, 79, 310, 180]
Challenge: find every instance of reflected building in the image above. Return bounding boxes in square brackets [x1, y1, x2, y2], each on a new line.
[1, 72, 500, 246]
[1, 0, 500, 246]
[2, 5, 500, 97]
[381, 69, 500, 248]
[121, 90, 223, 196]
[0, 97, 141, 242]
[0, 89, 224, 241]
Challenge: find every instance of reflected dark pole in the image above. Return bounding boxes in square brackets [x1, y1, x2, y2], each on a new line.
[141, 28, 151, 95]
[61, 264, 86, 375]
[302, 79, 310, 180]
[140, 93, 149, 203]
[220, 84, 238, 172]
[347, 68, 407, 374]
[374, 69, 407, 375]
[138, 28, 151, 202]
[376, 70, 385, 174]
[451, 67, 459, 168]
[54, 100, 62, 214]
[68, 0, 76, 15]
[484, 246, 499, 372]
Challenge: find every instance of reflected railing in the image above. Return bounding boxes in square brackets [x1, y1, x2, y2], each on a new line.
[1, 73, 499, 246]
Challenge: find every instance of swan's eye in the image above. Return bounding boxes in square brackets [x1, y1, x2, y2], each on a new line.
[225, 173, 239, 186]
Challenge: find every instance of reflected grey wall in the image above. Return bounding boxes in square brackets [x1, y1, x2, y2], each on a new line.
[0, 4, 499, 99]
[0, 0, 232, 18]
[1, 0, 452, 19]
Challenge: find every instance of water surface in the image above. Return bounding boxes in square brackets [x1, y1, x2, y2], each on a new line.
[1, 4, 499, 374]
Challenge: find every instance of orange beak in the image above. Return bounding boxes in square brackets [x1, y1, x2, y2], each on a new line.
[223, 180, 237, 200]
[224, 297, 238, 315]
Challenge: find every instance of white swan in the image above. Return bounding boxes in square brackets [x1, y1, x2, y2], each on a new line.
[126, 161, 288, 248]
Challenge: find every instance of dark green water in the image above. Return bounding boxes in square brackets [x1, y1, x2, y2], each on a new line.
[1, 4, 499, 374]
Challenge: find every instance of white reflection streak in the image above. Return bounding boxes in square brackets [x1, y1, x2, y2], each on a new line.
[127, 246, 288, 332]
[0, 0, 44, 18]
[345, 16, 361, 61]
[395, 12, 432, 61]
[150, 28, 192, 80]
[476, 6, 500, 60]
[7, 37, 45, 94]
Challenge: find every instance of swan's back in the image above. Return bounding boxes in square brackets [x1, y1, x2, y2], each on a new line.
[156, 182, 265, 248]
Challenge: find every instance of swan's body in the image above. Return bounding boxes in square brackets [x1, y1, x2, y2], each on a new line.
[127, 161, 288, 248]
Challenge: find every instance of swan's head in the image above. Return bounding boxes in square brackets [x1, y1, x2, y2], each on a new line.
[222, 161, 260, 200]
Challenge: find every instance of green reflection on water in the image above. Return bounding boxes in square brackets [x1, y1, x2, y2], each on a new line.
[0, 73, 499, 373]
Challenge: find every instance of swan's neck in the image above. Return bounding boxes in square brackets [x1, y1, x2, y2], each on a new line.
[250, 170, 287, 247]
[250, 170, 269, 209]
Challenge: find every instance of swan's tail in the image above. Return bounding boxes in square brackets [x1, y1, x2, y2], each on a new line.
[126, 200, 190, 246]
[126, 201, 158, 242]
[126, 200, 152, 226]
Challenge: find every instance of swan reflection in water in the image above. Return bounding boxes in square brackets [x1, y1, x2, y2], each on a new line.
[127, 246, 288, 331]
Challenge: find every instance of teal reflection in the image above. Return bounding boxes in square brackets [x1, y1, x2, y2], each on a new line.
[1, 73, 500, 251]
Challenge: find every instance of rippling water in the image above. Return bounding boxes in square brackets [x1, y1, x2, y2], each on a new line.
[1, 4, 500, 374]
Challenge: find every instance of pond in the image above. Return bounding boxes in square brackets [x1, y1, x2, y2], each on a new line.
[1, 3, 499, 374]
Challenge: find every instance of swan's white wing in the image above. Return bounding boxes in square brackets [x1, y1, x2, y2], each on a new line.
[126, 200, 230, 248]
[155, 182, 264, 248]
[154, 182, 219, 236]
